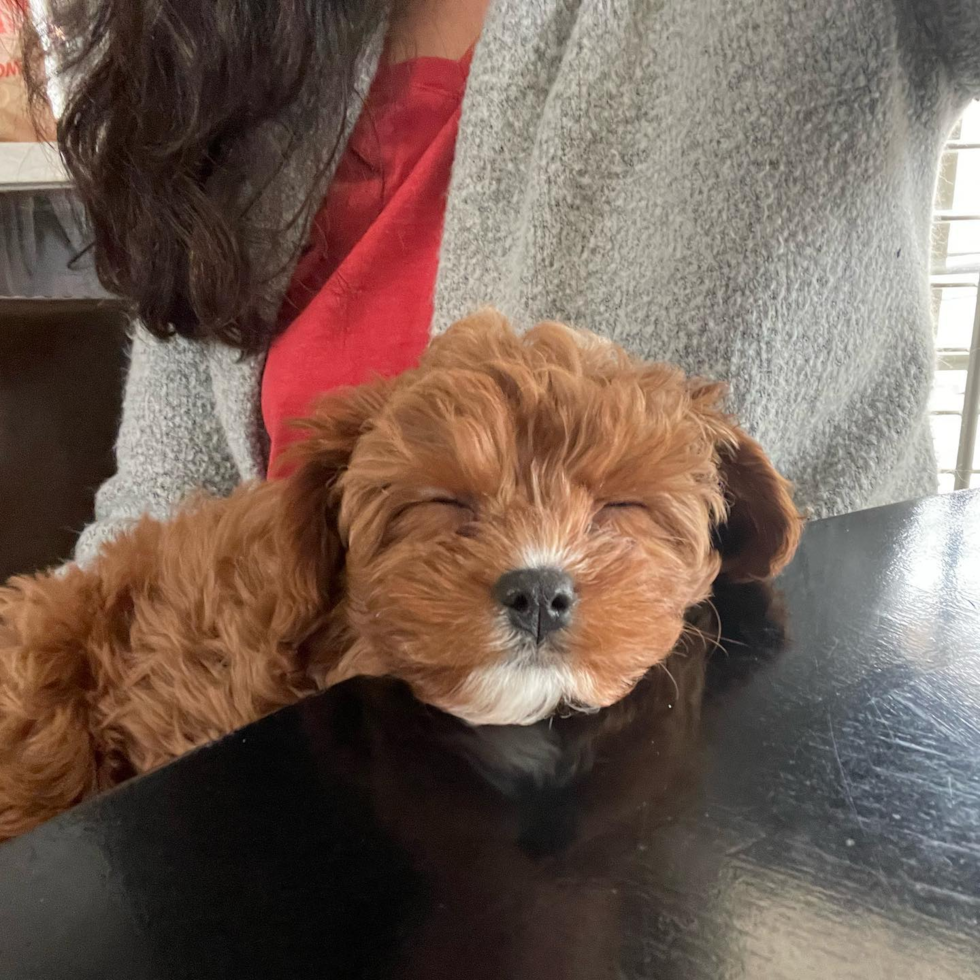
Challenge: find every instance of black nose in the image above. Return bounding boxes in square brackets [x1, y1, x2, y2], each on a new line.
[492, 567, 576, 643]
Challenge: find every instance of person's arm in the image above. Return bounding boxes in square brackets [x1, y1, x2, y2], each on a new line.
[913, 0, 980, 98]
[73, 327, 242, 566]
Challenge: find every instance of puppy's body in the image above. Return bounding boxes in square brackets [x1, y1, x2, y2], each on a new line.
[0, 312, 800, 840]
[0, 483, 340, 838]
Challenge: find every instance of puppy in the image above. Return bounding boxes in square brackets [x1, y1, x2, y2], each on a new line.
[0, 310, 800, 840]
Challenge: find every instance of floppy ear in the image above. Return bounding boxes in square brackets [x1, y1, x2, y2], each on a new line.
[713, 428, 802, 581]
[276, 377, 394, 600]
[691, 383, 802, 583]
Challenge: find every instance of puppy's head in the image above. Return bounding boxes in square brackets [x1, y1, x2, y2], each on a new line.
[284, 311, 801, 725]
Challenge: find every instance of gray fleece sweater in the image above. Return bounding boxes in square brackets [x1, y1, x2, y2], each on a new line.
[75, 0, 980, 565]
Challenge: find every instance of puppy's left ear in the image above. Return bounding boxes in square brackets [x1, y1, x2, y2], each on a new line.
[691, 383, 802, 583]
[277, 377, 394, 600]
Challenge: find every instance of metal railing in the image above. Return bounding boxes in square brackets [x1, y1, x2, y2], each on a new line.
[953, 282, 980, 489]
[931, 111, 980, 491]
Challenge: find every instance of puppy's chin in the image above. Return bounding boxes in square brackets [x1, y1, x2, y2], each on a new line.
[435, 661, 603, 728]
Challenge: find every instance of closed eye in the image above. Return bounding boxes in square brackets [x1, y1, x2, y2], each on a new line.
[592, 501, 650, 530]
[402, 497, 478, 521]
[392, 493, 474, 515]
[384, 496, 478, 546]
[423, 498, 479, 536]
[411, 498, 477, 520]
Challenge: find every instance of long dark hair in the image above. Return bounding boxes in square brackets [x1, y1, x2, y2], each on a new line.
[25, 1, 391, 353]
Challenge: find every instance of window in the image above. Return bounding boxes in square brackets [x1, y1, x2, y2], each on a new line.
[930, 99, 980, 492]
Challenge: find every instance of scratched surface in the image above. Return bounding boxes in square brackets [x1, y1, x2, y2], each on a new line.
[1, 491, 978, 980]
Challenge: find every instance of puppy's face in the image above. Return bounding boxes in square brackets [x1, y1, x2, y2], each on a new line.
[287, 312, 800, 726]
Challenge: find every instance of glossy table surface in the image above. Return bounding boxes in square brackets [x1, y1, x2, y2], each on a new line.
[1, 491, 979, 980]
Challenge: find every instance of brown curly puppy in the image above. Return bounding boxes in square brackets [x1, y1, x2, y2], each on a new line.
[0, 311, 800, 840]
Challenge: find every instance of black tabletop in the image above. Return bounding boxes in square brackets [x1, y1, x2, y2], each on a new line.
[2, 491, 979, 980]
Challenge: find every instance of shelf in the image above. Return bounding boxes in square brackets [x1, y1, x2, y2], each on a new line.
[0, 297, 125, 318]
[0, 142, 70, 193]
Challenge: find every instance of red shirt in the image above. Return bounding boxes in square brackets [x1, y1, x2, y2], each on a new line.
[262, 51, 471, 474]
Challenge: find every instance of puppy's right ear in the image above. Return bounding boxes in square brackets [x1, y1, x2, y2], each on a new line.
[277, 377, 394, 600]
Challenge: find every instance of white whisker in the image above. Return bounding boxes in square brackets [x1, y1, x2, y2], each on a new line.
[658, 660, 680, 703]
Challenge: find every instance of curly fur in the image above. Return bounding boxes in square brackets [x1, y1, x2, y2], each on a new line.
[0, 310, 801, 840]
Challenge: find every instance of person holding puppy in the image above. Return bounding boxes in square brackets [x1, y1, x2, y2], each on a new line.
[31, 0, 980, 561]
